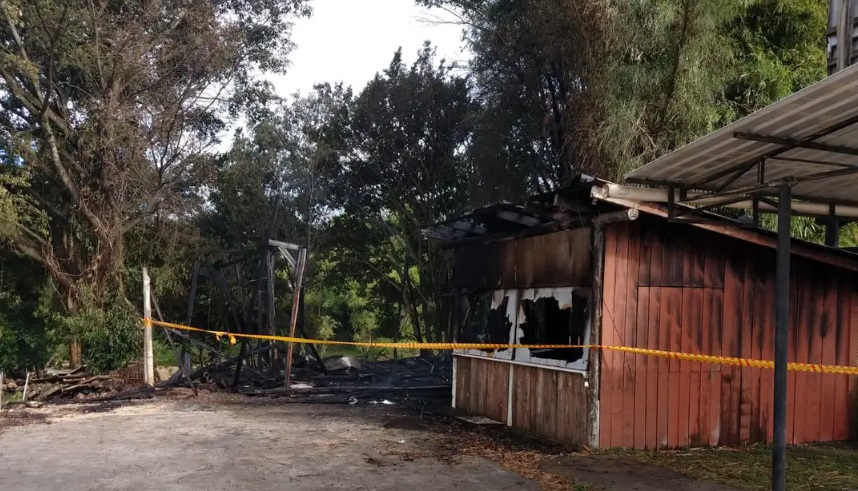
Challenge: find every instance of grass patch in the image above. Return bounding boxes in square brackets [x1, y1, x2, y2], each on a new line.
[616, 443, 858, 491]
[1, 390, 22, 404]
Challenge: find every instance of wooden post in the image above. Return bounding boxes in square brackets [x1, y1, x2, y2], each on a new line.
[143, 266, 155, 386]
[266, 249, 278, 372]
[0, 371, 4, 412]
[267, 249, 277, 336]
[588, 209, 638, 447]
[284, 248, 307, 388]
[295, 286, 327, 374]
[588, 224, 606, 448]
[22, 371, 30, 403]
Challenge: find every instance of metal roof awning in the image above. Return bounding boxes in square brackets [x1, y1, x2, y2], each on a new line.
[623, 60, 858, 491]
[625, 63, 858, 208]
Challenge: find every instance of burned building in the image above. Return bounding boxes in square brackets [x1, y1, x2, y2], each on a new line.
[424, 176, 858, 449]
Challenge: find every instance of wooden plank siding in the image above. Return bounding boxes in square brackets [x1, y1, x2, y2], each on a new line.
[453, 356, 590, 447]
[454, 356, 509, 424]
[453, 227, 593, 290]
[599, 218, 858, 448]
[511, 364, 590, 446]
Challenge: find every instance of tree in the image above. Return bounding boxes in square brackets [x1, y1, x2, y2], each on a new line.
[0, 0, 308, 364]
[421, 0, 607, 196]
[723, 0, 827, 119]
[321, 45, 474, 342]
[423, 0, 831, 185]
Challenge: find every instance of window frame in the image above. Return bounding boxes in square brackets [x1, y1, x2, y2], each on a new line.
[453, 286, 592, 373]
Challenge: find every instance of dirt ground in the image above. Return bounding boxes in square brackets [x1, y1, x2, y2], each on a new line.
[0, 396, 538, 490]
[0, 393, 740, 491]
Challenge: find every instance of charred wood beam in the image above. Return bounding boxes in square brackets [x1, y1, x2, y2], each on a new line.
[185, 262, 199, 326]
[284, 248, 308, 388]
[297, 285, 327, 375]
[150, 291, 198, 396]
[232, 339, 249, 388]
[442, 215, 590, 248]
[208, 268, 246, 333]
[494, 210, 542, 227]
[421, 228, 460, 242]
[523, 201, 575, 222]
[266, 249, 276, 338]
[450, 220, 487, 235]
[167, 327, 227, 359]
[553, 193, 590, 213]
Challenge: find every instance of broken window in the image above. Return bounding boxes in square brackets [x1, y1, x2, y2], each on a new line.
[458, 293, 511, 345]
[452, 287, 591, 370]
[516, 289, 589, 364]
[457, 290, 514, 356]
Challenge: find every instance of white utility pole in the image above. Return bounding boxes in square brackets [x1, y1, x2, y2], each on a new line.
[143, 266, 154, 386]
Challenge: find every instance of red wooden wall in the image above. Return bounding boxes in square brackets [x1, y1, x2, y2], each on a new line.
[599, 218, 858, 449]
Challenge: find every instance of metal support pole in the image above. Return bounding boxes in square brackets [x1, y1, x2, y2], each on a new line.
[824, 204, 839, 247]
[772, 183, 792, 491]
[143, 266, 155, 386]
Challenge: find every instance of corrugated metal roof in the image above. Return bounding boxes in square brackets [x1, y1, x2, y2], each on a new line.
[625, 63, 858, 206]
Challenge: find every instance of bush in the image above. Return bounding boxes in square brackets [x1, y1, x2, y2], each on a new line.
[43, 289, 142, 374]
[0, 258, 49, 374]
[0, 313, 50, 375]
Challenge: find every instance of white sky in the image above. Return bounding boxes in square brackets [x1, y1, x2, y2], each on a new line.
[270, 0, 470, 97]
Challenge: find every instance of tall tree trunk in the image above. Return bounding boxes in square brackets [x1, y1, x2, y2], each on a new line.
[69, 339, 82, 367]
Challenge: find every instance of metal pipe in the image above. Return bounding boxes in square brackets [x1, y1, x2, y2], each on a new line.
[772, 184, 791, 491]
[592, 184, 858, 219]
[592, 208, 639, 225]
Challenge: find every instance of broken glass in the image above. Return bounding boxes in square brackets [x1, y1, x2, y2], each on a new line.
[458, 292, 512, 350]
[518, 291, 589, 362]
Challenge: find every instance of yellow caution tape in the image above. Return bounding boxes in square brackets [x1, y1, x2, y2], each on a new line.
[144, 318, 858, 376]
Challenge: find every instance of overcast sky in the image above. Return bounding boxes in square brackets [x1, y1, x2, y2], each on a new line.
[270, 0, 470, 97]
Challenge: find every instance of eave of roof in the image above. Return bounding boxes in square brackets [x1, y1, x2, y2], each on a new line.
[625, 63, 858, 208]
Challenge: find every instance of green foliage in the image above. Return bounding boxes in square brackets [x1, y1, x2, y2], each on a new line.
[600, 0, 745, 178]
[0, 318, 49, 374]
[723, 0, 827, 118]
[425, 0, 828, 183]
[40, 287, 141, 373]
[0, 0, 310, 318]
[153, 340, 177, 367]
[0, 255, 49, 373]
